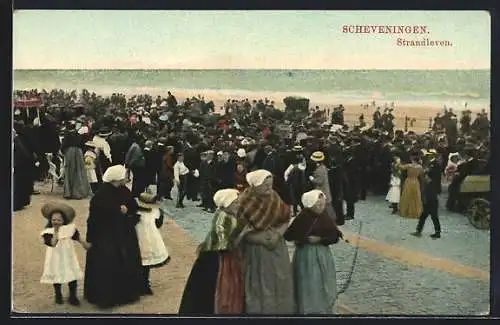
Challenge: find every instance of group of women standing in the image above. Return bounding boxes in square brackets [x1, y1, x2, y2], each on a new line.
[179, 169, 343, 315]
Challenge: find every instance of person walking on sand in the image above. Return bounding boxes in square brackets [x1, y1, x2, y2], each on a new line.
[411, 150, 442, 239]
[40, 202, 91, 306]
[84, 165, 145, 309]
[386, 156, 402, 214]
[398, 152, 424, 219]
[173, 152, 190, 208]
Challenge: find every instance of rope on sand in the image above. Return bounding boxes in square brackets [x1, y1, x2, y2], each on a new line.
[336, 220, 363, 299]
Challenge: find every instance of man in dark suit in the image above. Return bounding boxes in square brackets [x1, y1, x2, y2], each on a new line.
[199, 151, 217, 213]
[412, 151, 442, 239]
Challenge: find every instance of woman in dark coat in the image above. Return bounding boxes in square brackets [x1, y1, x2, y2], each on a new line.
[13, 129, 35, 211]
[83, 165, 145, 309]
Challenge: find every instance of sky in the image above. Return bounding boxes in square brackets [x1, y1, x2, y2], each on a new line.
[13, 10, 491, 70]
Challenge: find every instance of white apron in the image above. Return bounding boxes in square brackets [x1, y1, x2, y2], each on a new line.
[385, 175, 401, 204]
[40, 224, 83, 284]
[135, 209, 169, 267]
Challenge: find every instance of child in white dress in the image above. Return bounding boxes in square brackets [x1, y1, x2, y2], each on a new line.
[40, 203, 90, 305]
[83, 141, 99, 194]
[135, 197, 170, 295]
[386, 157, 402, 214]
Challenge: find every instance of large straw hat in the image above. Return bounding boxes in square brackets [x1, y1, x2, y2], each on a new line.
[41, 202, 76, 223]
[139, 192, 156, 204]
[311, 151, 325, 162]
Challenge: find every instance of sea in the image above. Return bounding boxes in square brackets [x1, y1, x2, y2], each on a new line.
[13, 69, 490, 110]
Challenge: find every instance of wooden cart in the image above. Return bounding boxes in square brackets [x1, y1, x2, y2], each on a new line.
[459, 175, 490, 230]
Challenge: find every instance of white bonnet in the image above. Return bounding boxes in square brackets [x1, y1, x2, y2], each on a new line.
[301, 190, 325, 208]
[246, 169, 272, 187]
[102, 165, 127, 183]
[213, 189, 240, 208]
[237, 148, 246, 158]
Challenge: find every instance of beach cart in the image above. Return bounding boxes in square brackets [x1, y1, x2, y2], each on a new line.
[284, 96, 310, 114]
[459, 174, 490, 230]
[13, 97, 44, 124]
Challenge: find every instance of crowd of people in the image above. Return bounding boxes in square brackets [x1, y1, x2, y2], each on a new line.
[13, 88, 490, 314]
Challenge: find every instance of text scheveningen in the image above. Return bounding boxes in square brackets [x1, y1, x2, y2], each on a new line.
[342, 25, 429, 34]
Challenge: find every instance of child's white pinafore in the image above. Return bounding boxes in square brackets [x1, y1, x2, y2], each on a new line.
[135, 209, 169, 267]
[385, 174, 401, 204]
[40, 223, 83, 284]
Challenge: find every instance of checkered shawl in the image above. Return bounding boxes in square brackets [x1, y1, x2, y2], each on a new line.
[233, 186, 290, 233]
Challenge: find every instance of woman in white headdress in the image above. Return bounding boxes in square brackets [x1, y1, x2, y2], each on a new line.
[284, 189, 343, 314]
[179, 189, 244, 315]
[233, 169, 296, 314]
[84, 165, 144, 309]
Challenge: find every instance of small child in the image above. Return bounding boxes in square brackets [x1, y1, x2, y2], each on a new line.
[386, 156, 402, 214]
[40, 203, 90, 305]
[135, 195, 170, 295]
[83, 141, 99, 194]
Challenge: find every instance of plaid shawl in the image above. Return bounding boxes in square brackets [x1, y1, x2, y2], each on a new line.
[233, 186, 290, 232]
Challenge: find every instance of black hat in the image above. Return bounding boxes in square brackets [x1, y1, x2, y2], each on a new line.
[98, 127, 112, 137]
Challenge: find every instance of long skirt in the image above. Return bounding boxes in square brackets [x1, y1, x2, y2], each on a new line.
[241, 238, 296, 314]
[399, 177, 423, 218]
[13, 169, 33, 210]
[83, 231, 144, 308]
[293, 244, 337, 314]
[63, 147, 91, 199]
[179, 250, 244, 315]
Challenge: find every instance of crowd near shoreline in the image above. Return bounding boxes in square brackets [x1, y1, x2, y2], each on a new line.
[12, 87, 490, 315]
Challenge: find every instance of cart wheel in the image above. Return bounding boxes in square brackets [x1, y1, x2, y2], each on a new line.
[467, 198, 490, 230]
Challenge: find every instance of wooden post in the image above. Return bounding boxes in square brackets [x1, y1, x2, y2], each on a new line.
[404, 116, 408, 132]
[429, 117, 432, 130]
